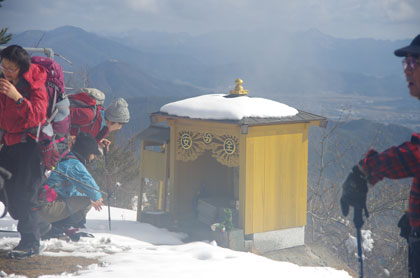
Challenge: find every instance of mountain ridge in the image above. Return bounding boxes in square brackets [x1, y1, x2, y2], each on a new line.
[6, 25, 408, 98]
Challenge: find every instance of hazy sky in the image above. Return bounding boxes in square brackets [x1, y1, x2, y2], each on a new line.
[0, 0, 419, 39]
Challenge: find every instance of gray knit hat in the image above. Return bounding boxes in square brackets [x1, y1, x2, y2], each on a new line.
[105, 98, 130, 123]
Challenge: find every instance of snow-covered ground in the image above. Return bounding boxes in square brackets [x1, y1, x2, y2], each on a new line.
[0, 204, 351, 278]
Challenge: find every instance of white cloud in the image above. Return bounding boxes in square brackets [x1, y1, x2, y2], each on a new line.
[123, 0, 159, 13]
[383, 0, 418, 22]
[0, 0, 418, 39]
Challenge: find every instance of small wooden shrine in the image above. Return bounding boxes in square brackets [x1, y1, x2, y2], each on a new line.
[137, 79, 327, 251]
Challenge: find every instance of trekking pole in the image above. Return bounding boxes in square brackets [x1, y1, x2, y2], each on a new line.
[0, 229, 19, 233]
[103, 147, 112, 231]
[408, 244, 412, 278]
[51, 169, 108, 195]
[353, 207, 365, 278]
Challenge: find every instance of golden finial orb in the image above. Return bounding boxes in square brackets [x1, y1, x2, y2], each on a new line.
[229, 78, 248, 95]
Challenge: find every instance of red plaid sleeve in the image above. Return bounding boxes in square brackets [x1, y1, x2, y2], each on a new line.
[360, 133, 420, 185]
[360, 133, 420, 231]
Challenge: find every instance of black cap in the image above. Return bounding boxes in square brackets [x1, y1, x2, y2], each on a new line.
[72, 132, 101, 162]
[394, 34, 420, 57]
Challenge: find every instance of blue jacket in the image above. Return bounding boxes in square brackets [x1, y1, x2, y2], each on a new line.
[47, 152, 102, 201]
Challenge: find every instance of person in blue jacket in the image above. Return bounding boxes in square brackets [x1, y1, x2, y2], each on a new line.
[39, 132, 104, 239]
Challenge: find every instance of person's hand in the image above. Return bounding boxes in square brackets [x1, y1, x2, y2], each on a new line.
[0, 78, 22, 101]
[0, 167, 12, 190]
[99, 138, 111, 152]
[340, 165, 369, 219]
[68, 135, 76, 150]
[91, 198, 104, 211]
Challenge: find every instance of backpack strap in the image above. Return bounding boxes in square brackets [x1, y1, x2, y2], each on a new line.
[61, 152, 78, 161]
[48, 86, 59, 124]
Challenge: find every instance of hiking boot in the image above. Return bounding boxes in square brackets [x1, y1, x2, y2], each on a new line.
[10, 236, 40, 258]
[64, 228, 81, 242]
[64, 228, 94, 241]
[8, 245, 39, 259]
[13, 238, 30, 251]
[13, 233, 36, 250]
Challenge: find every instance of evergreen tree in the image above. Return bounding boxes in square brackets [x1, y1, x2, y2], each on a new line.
[0, 28, 12, 45]
[0, 1, 12, 45]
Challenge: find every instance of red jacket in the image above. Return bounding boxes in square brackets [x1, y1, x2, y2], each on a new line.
[360, 133, 420, 231]
[0, 63, 48, 146]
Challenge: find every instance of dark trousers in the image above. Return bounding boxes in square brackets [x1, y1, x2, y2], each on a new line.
[410, 235, 420, 278]
[0, 139, 47, 242]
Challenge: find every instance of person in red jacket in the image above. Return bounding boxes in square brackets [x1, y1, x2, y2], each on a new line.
[340, 34, 420, 278]
[0, 45, 51, 257]
[69, 94, 130, 149]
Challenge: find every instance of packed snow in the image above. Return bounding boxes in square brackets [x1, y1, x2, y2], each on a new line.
[160, 93, 299, 120]
[345, 230, 374, 256]
[0, 203, 351, 278]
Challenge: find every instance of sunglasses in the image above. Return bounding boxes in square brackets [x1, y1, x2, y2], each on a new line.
[0, 64, 19, 73]
[402, 57, 419, 71]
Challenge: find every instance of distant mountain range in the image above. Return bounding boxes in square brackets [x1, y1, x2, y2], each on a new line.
[111, 28, 407, 76]
[6, 25, 408, 99]
[89, 60, 207, 100]
[9, 26, 211, 99]
[308, 118, 414, 182]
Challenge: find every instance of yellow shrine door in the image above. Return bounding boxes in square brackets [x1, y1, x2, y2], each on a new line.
[243, 124, 309, 234]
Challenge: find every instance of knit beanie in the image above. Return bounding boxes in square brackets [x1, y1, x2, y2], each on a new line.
[71, 132, 101, 163]
[105, 98, 130, 123]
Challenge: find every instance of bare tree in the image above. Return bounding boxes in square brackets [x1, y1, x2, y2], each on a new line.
[64, 66, 91, 93]
[88, 133, 141, 210]
[307, 118, 411, 277]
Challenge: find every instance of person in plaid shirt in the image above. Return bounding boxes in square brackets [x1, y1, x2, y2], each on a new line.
[340, 34, 420, 277]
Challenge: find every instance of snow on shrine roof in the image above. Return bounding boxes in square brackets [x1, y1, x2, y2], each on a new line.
[160, 94, 299, 121]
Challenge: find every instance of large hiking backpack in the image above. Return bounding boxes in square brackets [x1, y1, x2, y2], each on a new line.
[69, 88, 105, 138]
[30, 56, 70, 159]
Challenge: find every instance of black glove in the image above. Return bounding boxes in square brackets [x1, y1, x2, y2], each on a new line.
[340, 165, 369, 220]
[0, 167, 12, 190]
[398, 213, 411, 241]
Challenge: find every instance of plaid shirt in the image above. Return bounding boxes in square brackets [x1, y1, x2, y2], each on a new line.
[360, 133, 420, 231]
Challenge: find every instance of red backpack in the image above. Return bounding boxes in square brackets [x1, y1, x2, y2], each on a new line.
[69, 88, 105, 139]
